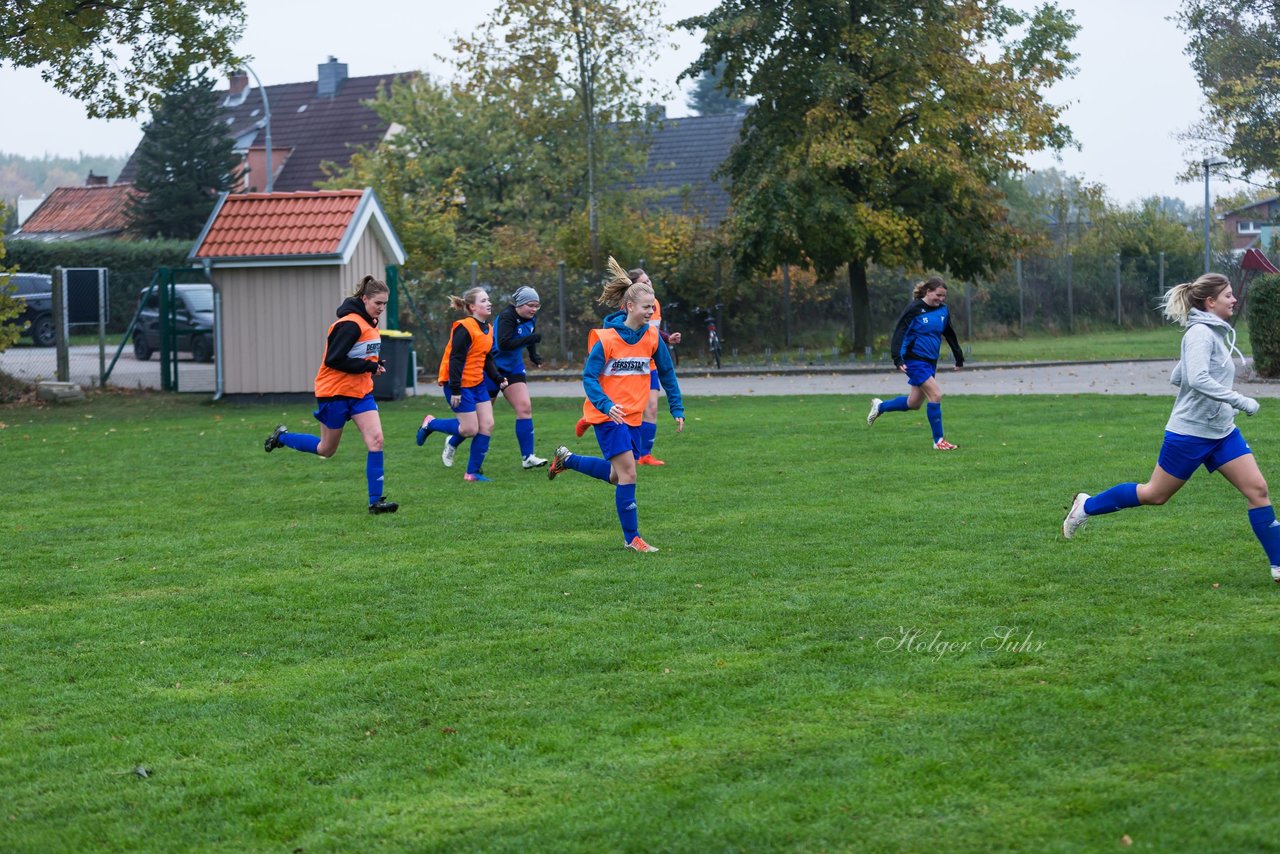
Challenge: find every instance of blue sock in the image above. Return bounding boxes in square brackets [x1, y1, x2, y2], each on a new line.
[615, 483, 638, 544]
[449, 434, 466, 448]
[516, 418, 535, 457]
[366, 451, 384, 504]
[879, 395, 910, 413]
[1084, 483, 1141, 516]
[926, 402, 944, 443]
[640, 421, 657, 456]
[466, 433, 491, 475]
[565, 453, 612, 482]
[431, 417, 462, 437]
[1248, 505, 1280, 566]
[281, 432, 320, 454]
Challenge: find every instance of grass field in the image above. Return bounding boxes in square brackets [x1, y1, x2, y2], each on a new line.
[3, 392, 1278, 851]
[967, 322, 1253, 363]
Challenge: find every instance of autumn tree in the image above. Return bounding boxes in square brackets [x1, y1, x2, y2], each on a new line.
[125, 71, 239, 239]
[680, 0, 1078, 350]
[0, 0, 245, 119]
[1178, 1, 1280, 184]
[452, 0, 668, 274]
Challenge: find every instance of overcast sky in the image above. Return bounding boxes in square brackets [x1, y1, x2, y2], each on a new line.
[0, 0, 1242, 207]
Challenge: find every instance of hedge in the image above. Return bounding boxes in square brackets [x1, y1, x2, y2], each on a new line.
[4, 238, 194, 333]
[1250, 273, 1280, 378]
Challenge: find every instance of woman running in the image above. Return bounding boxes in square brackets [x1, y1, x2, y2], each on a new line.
[263, 274, 398, 514]
[415, 287, 506, 482]
[549, 258, 684, 552]
[1062, 273, 1279, 583]
[489, 285, 548, 469]
[866, 276, 965, 450]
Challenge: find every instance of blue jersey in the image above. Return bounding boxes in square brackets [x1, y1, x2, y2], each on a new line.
[891, 300, 963, 367]
[493, 305, 538, 375]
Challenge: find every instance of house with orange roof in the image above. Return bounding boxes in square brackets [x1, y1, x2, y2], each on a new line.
[189, 188, 406, 398]
[12, 173, 139, 241]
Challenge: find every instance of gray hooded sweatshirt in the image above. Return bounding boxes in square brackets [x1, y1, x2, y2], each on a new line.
[1166, 308, 1257, 439]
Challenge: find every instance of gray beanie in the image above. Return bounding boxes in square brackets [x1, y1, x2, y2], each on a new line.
[512, 286, 540, 306]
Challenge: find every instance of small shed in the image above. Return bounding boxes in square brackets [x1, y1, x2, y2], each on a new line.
[189, 188, 407, 397]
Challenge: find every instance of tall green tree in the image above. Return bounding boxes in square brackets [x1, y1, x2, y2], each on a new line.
[452, 0, 668, 274]
[125, 71, 239, 239]
[0, 0, 245, 119]
[680, 0, 1078, 349]
[685, 61, 747, 116]
[1178, 1, 1280, 184]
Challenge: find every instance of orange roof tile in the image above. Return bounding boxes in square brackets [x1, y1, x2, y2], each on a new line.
[191, 190, 365, 259]
[18, 184, 140, 235]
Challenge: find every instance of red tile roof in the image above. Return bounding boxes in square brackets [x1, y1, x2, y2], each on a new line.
[191, 190, 366, 258]
[17, 184, 140, 236]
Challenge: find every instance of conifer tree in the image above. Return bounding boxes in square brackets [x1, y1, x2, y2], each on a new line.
[126, 71, 240, 240]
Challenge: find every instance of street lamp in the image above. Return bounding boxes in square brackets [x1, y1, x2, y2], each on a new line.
[241, 65, 274, 193]
[1203, 155, 1229, 274]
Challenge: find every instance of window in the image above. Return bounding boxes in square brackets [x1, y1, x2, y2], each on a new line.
[1238, 220, 1264, 235]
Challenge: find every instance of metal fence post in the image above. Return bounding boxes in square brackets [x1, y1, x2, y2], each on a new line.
[965, 280, 973, 340]
[557, 260, 567, 362]
[1066, 252, 1074, 333]
[52, 266, 68, 382]
[1016, 257, 1024, 333]
[1114, 252, 1122, 326]
[384, 264, 400, 330]
[470, 261, 478, 289]
[781, 262, 792, 347]
[1158, 251, 1165, 294]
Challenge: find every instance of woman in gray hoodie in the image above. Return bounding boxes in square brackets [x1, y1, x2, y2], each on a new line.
[1062, 273, 1280, 583]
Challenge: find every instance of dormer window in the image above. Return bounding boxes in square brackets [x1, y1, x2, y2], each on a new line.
[297, 104, 308, 113]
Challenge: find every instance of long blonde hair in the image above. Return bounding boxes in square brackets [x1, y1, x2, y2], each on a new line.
[447, 286, 487, 315]
[597, 256, 653, 308]
[912, 276, 946, 300]
[1161, 273, 1229, 326]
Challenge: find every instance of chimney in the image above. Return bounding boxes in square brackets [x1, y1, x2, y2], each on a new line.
[86, 171, 108, 187]
[317, 56, 348, 98]
[229, 70, 249, 96]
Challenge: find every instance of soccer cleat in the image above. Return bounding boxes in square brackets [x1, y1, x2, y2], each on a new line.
[1062, 492, 1090, 539]
[415, 416, 435, 447]
[264, 424, 287, 453]
[1271, 566, 1280, 583]
[867, 398, 883, 426]
[933, 439, 958, 451]
[463, 472, 492, 482]
[636, 454, 666, 466]
[575, 417, 590, 438]
[624, 536, 659, 553]
[548, 446, 572, 480]
[368, 496, 399, 514]
[442, 436, 456, 467]
[522, 453, 548, 469]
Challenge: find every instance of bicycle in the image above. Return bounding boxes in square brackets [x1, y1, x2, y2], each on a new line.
[695, 304, 724, 369]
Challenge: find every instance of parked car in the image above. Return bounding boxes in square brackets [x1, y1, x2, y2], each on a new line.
[0, 272, 56, 347]
[133, 284, 216, 363]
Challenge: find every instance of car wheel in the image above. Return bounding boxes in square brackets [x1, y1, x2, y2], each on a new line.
[30, 314, 55, 347]
[133, 333, 153, 361]
[191, 334, 214, 363]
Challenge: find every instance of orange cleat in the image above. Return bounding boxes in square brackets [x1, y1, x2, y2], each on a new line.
[933, 439, 958, 451]
[624, 536, 660, 553]
[574, 417, 590, 438]
[636, 454, 665, 466]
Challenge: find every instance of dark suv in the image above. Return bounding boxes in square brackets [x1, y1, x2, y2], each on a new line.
[134, 284, 216, 363]
[0, 272, 56, 347]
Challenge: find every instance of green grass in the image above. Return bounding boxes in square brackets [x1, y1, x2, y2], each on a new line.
[967, 321, 1253, 363]
[2, 393, 1278, 851]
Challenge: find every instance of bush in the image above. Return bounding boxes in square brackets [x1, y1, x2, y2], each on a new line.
[1250, 273, 1280, 377]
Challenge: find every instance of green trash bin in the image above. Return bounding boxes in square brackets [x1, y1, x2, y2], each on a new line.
[373, 330, 412, 401]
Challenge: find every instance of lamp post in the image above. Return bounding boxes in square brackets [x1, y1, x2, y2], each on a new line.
[1203, 155, 1228, 274]
[241, 65, 274, 193]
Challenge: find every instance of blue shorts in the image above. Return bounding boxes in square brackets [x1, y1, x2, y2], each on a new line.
[904, 359, 937, 387]
[593, 421, 643, 460]
[1157, 428, 1252, 480]
[442, 383, 491, 413]
[650, 369, 660, 391]
[313, 394, 377, 429]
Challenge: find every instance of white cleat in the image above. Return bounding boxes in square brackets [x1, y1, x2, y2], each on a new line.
[867, 397, 883, 426]
[1271, 566, 1280, 584]
[522, 453, 548, 469]
[1062, 492, 1090, 539]
[442, 436, 457, 468]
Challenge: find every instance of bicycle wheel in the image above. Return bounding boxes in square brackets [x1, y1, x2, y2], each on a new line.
[710, 333, 722, 369]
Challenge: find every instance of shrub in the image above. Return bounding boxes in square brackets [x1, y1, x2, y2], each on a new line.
[1249, 273, 1280, 377]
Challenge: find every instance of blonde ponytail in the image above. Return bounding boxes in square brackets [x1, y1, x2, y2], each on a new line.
[447, 286, 487, 315]
[1160, 273, 1229, 326]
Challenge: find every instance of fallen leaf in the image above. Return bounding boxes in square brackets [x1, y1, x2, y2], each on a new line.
[1121, 834, 1132, 846]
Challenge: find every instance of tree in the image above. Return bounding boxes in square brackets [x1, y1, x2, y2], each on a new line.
[680, 0, 1078, 350]
[452, 0, 668, 274]
[1178, 2, 1280, 185]
[0, 0, 245, 119]
[685, 61, 747, 116]
[125, 71, 240, 240]
[0, 204, 21, 355]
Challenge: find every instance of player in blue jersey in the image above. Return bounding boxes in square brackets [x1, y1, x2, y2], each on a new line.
[866, 276, 965, 450]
